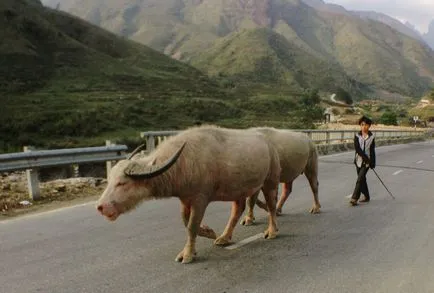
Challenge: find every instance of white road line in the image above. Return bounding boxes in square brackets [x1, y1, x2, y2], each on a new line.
[0, 201, 96, 224]
[225, 233, 264, 250]
[416, 160, 423, 164]
[393, 170, 403, 175]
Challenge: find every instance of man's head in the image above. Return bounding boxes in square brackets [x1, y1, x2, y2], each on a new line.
[358, 115, 372, 133]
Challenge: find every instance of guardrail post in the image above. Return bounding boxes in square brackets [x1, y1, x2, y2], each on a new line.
[326, 131, 331, 145]
[24, 146, 41, 200]
[105, 140, 113, 178]
[147, 135, 156, 152]
[73, 164, 79, 178]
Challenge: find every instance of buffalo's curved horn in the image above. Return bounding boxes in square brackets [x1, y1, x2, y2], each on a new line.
[124, 142, 186, 178]
[127, 144, 146, 160]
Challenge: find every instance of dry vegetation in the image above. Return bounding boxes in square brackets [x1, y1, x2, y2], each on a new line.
[0, 172, 106, 219]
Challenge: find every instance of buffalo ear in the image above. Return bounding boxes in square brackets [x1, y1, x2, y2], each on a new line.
[123, 161, 145, 177]
[127, 144, 146, 160]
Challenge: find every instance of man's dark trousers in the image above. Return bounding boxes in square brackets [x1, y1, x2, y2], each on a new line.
[352, 164, 370, 201]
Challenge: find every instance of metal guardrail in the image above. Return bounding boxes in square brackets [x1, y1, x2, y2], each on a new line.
[298, 129, 425, 144]
[0, 145, 127, 173]
[140, 129, 427, 152]
[0, 142, 128, 200]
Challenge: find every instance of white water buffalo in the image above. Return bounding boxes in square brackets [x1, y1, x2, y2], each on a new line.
[96, 125, 281, 264]
[241, 127, 320, 226]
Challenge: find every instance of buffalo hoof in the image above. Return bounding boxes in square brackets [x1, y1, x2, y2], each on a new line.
[240, 216, 255, 226]
[276, 208, 283, 216]
[263, 229, 278, 240]
[175, 250, 196, 264]
[214, 236, 231, 246]
[199, 225, 217, 239]
[309, 205, 321, 214]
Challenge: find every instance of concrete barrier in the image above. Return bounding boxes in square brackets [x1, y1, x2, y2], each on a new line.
[316, 135, 429, 156]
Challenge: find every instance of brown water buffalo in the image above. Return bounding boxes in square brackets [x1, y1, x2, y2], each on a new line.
[96, 125, 281, 264]
[241, 127, 320, 226]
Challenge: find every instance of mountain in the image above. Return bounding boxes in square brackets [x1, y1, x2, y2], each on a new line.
[40, 0, 434, 100]
[302, 0, 432, 51]
[423, 20, 434, 51]
[189, 27, 367, 95]
[302, 0, 348, 14]
[1, 0, 229, 95]
[0, 0, 237, 151]
[302, 0, 434, 51]
[353, 11, 425, 43]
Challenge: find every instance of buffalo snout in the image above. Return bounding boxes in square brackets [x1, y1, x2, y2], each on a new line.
[96, 202, 119, 221]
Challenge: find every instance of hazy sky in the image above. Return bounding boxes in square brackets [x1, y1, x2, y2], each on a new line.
[324, 0, 434, 33]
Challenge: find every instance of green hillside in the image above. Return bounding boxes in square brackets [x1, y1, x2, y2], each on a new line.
[0, 0, 238, 151]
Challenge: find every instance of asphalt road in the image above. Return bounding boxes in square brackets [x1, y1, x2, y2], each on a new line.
[1, 140, 433, 293]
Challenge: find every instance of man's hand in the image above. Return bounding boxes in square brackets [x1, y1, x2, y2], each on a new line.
[363, 158, 375, 169]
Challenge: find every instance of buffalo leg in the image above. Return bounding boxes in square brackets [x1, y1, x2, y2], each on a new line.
[305, 148, 321, 214]
[276, 181, 293, 216]
[255, 198, 269, 211]
[262, 183, 279, 239]
[240, 190, 260, 226]
[180, 204, 217, 239]
[176, 199, 208, 264]
[305, 167, 321, 214]
[215, 198, 247, 246]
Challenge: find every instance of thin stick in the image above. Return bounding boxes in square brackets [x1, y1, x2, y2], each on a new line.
[371, 168, 396, 200]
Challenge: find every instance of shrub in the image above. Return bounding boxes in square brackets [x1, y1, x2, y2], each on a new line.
[379, 111, 398, 125]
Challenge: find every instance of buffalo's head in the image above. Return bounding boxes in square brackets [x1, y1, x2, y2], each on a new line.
[96, 142, 186, 221]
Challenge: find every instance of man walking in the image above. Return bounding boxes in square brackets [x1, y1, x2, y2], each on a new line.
[350, 115, 376, 206]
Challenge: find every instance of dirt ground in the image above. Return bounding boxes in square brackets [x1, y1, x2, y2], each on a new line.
[0, 172, 106, 220]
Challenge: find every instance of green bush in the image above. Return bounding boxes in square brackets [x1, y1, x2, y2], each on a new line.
[379, 111, 398, 125]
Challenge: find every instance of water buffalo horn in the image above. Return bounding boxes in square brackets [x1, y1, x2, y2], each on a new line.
[124, 142, 186, 178]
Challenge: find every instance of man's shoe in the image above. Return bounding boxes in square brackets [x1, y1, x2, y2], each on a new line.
[359, 198, 370, 203]
[349, 199, 358, 206]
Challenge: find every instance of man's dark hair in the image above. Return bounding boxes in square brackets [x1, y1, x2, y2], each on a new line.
[358, 115, 373, 125]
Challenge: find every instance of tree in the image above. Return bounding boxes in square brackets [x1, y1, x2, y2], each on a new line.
[335, 87, 353, 105]
[379, 111, 398, 125]
[296, 88, 324, 127]
[301, 88, 320, 106]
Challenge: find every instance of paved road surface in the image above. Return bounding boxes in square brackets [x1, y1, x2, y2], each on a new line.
[1, 140, 433, 293]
